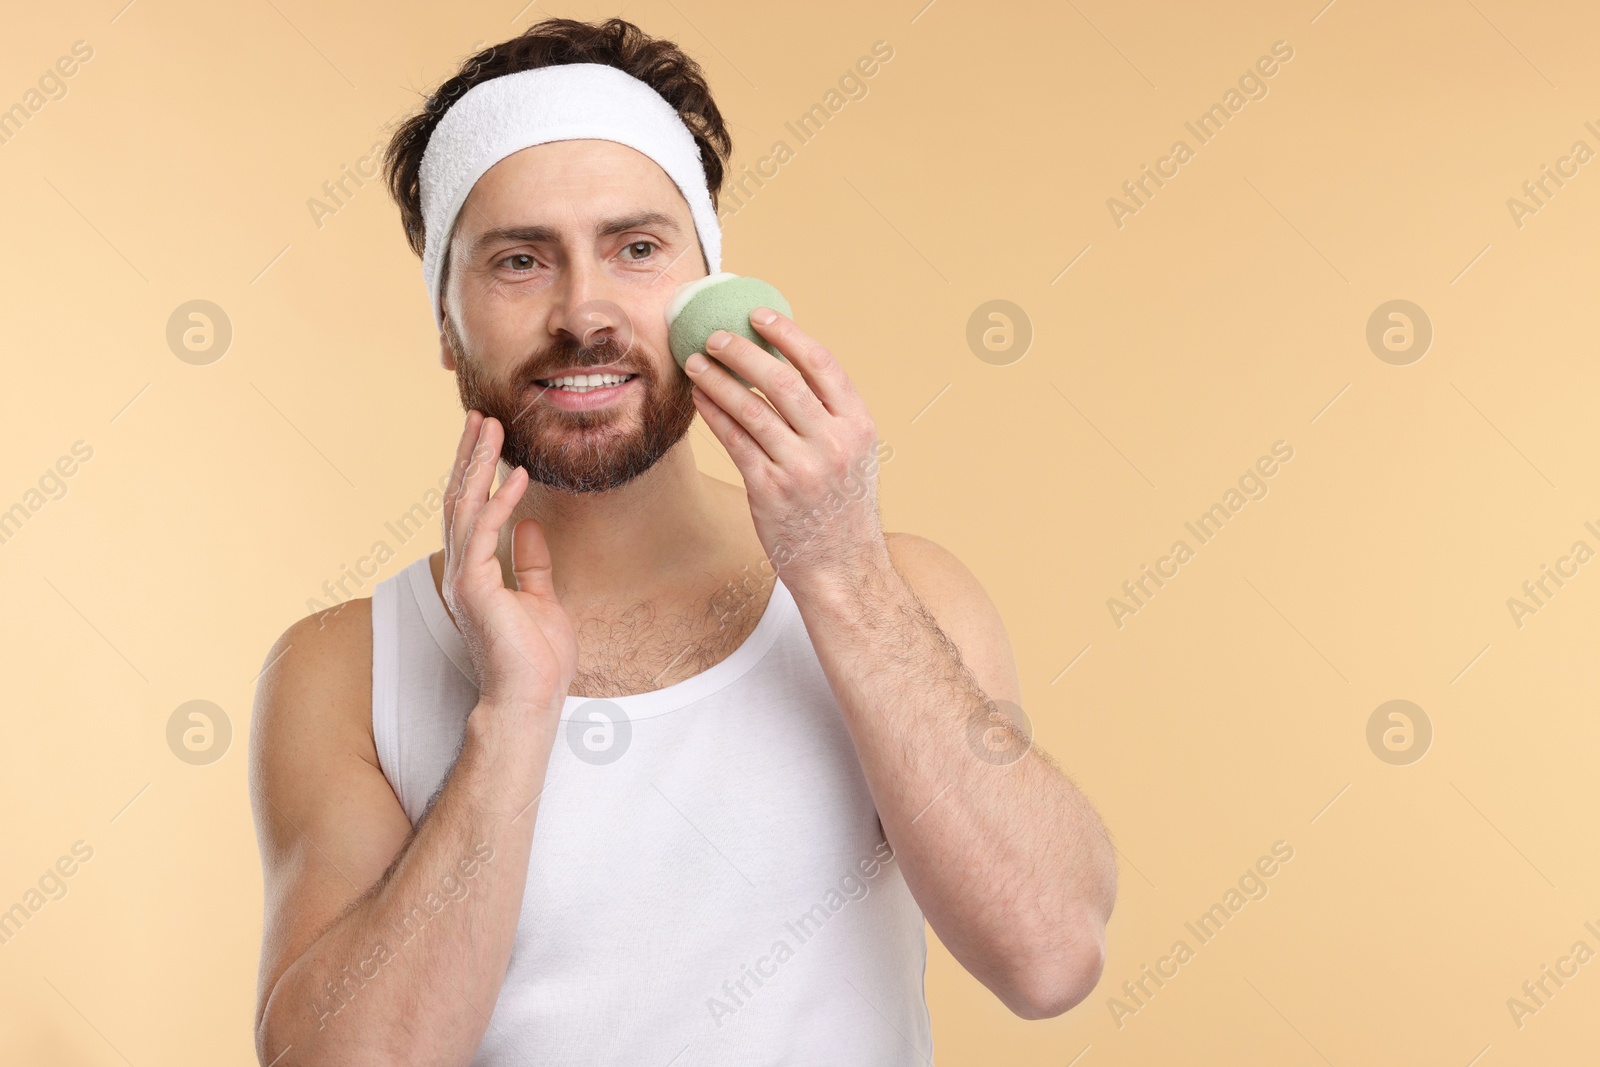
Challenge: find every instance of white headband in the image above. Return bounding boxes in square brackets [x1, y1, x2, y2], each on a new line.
[418, 61, 723, 330]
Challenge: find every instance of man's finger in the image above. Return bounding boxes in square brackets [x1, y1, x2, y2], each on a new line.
[443, 409, 486, 542]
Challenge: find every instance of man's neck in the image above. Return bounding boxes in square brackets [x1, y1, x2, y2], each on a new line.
[489, 441, 749, 609]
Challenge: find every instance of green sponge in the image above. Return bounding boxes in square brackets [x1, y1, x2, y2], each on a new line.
[666, 272, 791, 387]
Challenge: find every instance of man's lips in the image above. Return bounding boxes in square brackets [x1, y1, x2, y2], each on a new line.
[529, 374, 640, 411]
[531, 362, 634, 381]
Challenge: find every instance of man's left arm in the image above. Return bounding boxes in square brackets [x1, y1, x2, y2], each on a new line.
[801, 529, 1117, 1020]
[683, 310, 1118, 1020]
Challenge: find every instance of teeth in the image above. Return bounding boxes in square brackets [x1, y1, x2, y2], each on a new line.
[537, 373, 635, 392]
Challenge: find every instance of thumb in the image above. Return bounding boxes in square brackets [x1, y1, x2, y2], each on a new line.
[511, 516, 556, 598]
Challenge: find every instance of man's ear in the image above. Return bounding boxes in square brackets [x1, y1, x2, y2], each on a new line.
[439, 310, 458, 372]
[437, 250, 459, 371]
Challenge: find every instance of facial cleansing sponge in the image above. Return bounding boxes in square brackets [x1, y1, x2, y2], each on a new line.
[666, 273, 792, 387]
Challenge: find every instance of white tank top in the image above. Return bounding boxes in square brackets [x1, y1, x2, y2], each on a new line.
[371, 554, 933, 1064]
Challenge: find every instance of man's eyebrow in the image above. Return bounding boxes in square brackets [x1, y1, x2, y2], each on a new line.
[469, 211, 683, 255]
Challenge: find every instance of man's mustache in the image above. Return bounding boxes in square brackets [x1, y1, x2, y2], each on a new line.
[517, 337, 646, 387]
[499, 337, 655, 429]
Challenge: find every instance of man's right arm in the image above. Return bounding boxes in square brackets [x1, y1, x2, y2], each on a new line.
[249, 602, 559, 1067]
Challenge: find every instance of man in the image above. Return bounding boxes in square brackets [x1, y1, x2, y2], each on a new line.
[249, 17, 1115, 1065]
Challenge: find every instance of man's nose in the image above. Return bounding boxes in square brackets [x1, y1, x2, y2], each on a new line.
[550, 265, 635, 353]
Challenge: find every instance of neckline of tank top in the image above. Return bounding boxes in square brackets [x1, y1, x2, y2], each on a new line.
[402, 554, 798, 720]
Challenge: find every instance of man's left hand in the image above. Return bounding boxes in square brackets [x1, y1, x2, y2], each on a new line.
[684, 308, 889, 594]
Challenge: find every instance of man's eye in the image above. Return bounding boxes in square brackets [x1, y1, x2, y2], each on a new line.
[622, 241, 657, 260]
[501, 253, 537, 271]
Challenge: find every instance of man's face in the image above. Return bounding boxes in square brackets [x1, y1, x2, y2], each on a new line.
[440, 138, 707, 493]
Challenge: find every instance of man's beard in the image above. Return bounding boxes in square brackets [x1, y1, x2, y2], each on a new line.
[450, 318, 697, 494]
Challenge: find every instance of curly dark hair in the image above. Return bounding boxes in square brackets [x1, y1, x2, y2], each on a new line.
[383, 17, 732, 276]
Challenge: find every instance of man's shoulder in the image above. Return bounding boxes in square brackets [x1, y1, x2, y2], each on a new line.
[258, 552, 432, 699]
[882, 530, 1001, 622]
[270, 598, 374, 677]
[251, 597, 376, 760]
[883, 531, 985, 603]
[882, 531, 1022, 705]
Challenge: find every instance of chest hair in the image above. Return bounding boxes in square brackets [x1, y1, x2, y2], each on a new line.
[566, 570, 776, 698]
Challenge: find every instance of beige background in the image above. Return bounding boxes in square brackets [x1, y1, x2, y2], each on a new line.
[1, 0, 1597, 1063]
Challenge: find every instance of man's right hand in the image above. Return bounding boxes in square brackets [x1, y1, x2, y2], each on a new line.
[251, 408, 573, 1065]
[442, 409, 579, 719]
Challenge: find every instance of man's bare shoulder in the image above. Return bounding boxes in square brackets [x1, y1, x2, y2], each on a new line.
[250, 598, 377, 770]
[882, 531, 1022, 707]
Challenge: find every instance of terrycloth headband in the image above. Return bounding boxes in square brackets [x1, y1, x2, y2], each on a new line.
[418, 61, 723, 330]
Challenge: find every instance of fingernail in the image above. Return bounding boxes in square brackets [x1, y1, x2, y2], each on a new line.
[751, 307, 777, 325]
[685, 352, 709, 374]
[706, 330, 729, 350]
